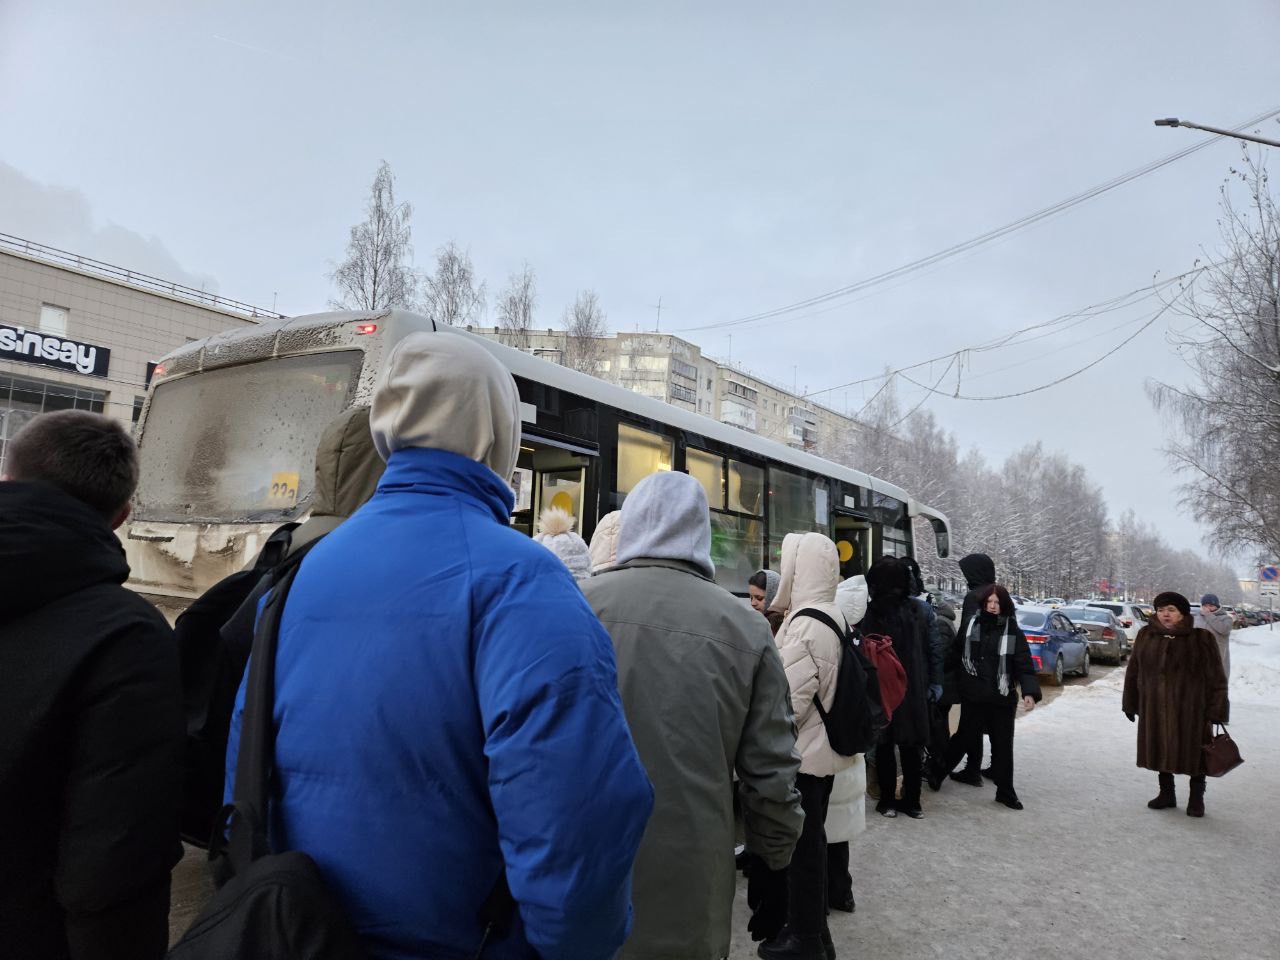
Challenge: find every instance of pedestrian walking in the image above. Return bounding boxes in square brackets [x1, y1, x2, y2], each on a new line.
[0, 411, 182, 960]
[861, 557, 939, 819]
[224, 331, 655, 959]
[924, 595, 959, 792]
[749, 568, 785, 636]
[760, 532, 855, 960]
[581, 471, 803, 960]
[533, 505, 592, 579]
[1194, 593, 1233, 678]
[950, 584, 1041, 809]
[1123, 591, 1230, 818]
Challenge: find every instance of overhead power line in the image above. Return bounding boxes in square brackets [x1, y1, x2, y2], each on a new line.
[676, 105, 1280, 335]
[803, 266, 1201, 401]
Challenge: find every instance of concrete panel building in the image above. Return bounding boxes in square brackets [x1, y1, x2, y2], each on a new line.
[467, 324, 860, 453]
[0, 234, 278, 471]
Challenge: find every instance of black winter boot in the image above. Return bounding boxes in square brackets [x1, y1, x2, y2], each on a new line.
[820, 925, 836, 960]
[758, 929, 828, 960]
[1147, 772, 1177, 810]
[1186, 776, 1206, 818]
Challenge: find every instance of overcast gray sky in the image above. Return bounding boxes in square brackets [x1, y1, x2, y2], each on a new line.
[4, 0, 1279, 563]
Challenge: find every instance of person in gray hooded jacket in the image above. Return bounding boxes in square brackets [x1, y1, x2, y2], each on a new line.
[582, 471, 804, 960]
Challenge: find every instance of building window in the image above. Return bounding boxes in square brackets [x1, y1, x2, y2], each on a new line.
[669, 382, 696, 404]
[39, 304, 69, 336]
[132, 395, 145, 425]
[0, 374, 106, 473]
[725, 380, 759, 403]
[671, 358, 697, 382]
[617, 422, 673, 494]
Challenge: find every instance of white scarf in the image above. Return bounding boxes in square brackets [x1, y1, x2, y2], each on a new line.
[963, 614, 1014, 697]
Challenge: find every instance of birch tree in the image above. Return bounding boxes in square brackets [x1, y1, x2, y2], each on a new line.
[562, 289, 608, 375]
[329, 161, 420, 310]
[496, 263, 537, 350]
[1149, 147, 1280, 560]
[422, 242, 486, 327]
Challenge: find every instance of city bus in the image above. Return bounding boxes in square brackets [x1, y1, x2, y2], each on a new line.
[123, 308, 951, 615]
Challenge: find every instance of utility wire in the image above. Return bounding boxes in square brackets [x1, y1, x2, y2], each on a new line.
[676, 105, 1280, 335]
[897, 302, 1173, 401]
[802, 267, 1201, 400]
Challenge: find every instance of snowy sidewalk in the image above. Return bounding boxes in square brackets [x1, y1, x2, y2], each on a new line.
[730, 626, 1280, 960]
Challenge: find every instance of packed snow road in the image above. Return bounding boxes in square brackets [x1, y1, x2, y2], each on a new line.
[729, 625, 1280, 960]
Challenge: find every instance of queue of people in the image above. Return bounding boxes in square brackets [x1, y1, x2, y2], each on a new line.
[0, 326, 1238, 960]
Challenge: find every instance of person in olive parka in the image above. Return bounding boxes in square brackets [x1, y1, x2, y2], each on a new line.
[952, 583, 1041, 809]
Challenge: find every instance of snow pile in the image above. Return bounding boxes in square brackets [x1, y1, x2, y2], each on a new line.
[1230, 623, 1280, 705]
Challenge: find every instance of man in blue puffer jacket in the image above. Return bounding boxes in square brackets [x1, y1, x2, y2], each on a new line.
[226, 328, 654, 960]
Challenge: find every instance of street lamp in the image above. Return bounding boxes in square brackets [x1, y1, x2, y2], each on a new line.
[1154, 117, 1280, 149]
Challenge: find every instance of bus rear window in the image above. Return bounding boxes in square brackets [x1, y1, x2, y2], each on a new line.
[134, 351, 362, 522]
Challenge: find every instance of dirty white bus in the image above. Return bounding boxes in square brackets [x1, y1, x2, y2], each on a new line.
[124, 308, 951, 616]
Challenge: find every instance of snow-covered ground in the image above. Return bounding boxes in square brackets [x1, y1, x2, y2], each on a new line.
[1228, 622, 1280, 705]
[730, 627, 1280, 960]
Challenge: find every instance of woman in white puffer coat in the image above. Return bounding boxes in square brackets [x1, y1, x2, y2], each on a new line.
[825, 574, 869, 913]
[762, 533, 855, 958]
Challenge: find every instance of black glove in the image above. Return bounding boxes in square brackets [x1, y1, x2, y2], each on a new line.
[1126, 712, 1136, 723]
[746, 856, 788, 942]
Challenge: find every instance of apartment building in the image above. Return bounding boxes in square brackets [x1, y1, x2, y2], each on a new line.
[467, 324, 859, 452]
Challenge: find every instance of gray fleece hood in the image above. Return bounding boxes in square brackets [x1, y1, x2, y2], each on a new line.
[615, 471, 714, 578]
[369, 330, 521, 480]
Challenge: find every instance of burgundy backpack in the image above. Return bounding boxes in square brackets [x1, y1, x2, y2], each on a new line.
[860, 633, 907, 722]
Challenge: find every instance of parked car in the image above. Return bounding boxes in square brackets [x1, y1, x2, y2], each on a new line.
[1042, 597, 1066, 608]
[1062, 607, 1129, 664]
[1015, 606, 1090, 685]
[1086, 601, 1149, 642]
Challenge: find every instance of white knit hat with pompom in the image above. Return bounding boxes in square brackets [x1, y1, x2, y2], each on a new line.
[533, 507, 592, 580]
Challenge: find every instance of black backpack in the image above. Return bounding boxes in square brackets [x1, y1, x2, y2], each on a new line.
[175, 522, 318, 847]
[169, 559, 517, 960]
[791, 608, 887, 756]
[168, 565, 369, 960]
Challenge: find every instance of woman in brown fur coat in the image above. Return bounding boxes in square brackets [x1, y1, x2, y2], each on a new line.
[1122, 591, 1229, 817]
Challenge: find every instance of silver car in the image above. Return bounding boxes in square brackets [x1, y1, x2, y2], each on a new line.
[1062, 607, 1129, 664]
[1086, 601, 1148, 643]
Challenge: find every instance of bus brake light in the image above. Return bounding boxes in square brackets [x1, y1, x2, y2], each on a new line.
[355, 323, 379, 335]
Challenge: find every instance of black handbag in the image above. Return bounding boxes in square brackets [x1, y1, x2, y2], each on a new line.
[168, 566, 369, 959]
[1202, 724, 1244, 778]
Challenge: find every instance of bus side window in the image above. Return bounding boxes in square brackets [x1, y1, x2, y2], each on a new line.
[617, 423, 672, 494]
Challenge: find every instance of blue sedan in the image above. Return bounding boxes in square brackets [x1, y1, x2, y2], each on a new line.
[1014, 606, 1090, 685]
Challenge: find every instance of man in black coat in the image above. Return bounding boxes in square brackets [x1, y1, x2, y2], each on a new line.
[0, 411, 182, 960]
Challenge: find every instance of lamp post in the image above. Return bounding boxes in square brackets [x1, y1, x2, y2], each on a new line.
[1153, 117, 1280, 149]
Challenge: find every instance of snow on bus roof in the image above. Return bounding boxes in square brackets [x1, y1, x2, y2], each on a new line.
[156, 308, 949, 525]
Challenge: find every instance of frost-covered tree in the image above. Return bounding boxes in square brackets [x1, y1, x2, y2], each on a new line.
[422, 242, 486, 327]
[1149, 146, 1280, 561]
[562, 290, 608, 375]
[496, 263, 537, 350]
[329, 160, 420, 310]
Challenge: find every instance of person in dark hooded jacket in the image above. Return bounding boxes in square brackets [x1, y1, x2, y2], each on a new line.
[0, 411, 182, 960]
[942, 552, 998, 784]
[862, 557, 940, 819]
[176, 405, 386, 844]
[952, 584, 1041, 809]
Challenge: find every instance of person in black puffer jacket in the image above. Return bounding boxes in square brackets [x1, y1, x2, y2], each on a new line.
[862, 557, 940, 820]
[0, 411, 181, 960]
[950, 583, 1041, 809]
